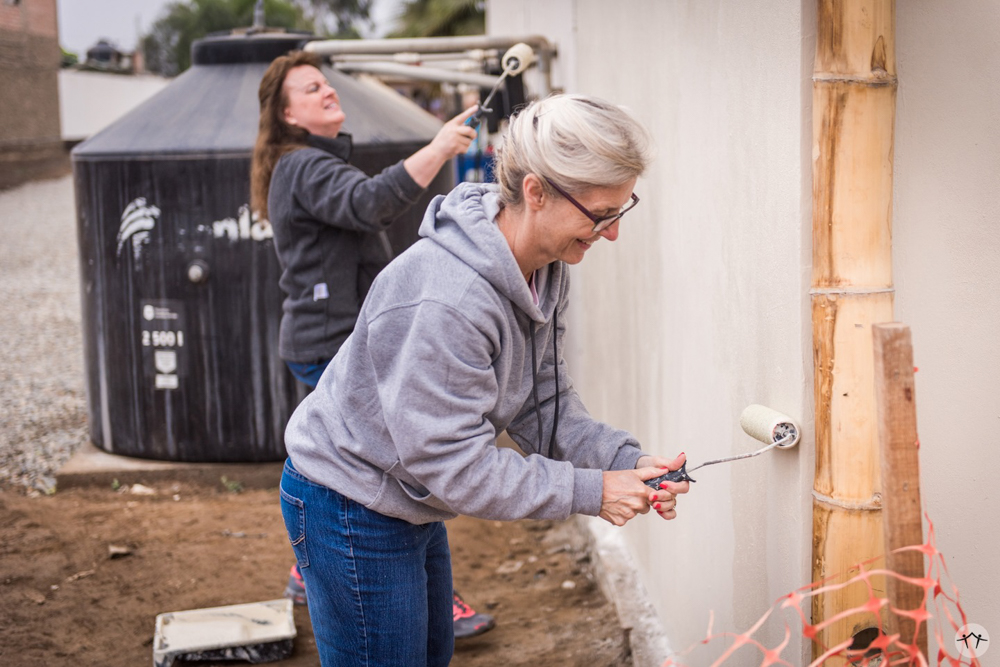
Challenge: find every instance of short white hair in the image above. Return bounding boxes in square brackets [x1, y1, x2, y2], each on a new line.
[493, 93, 653, 208]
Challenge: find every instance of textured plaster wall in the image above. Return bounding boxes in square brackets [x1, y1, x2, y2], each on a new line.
[489, 0, 1000, 660]
[490, 0, 815, 661]
[893, 0, 1000, 653]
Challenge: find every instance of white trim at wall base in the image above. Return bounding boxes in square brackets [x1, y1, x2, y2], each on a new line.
[576, 516, 672, 667]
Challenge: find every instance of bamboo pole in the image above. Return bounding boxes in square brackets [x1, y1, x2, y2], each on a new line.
[811, 0, 897, 661]
[873, 323, 928, 658]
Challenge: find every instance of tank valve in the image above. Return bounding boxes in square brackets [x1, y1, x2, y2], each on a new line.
[186, 260, 210, 284]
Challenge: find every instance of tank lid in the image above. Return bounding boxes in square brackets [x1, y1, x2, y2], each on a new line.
[71, 62, 443, 158]
[191, 31, 313, 65]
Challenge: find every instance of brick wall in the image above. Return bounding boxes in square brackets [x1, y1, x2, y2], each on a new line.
[0, 4, 22, 33]
[0, 0, 64, 188]
[26, 0, 58, 38]
[0, 0, 56, 37]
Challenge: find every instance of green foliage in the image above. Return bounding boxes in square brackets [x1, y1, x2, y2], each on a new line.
[60, 47, 79, 68]
[307, 0, 373, 38]
[141, 0, 312, 76]
[389, 0, 485, 38]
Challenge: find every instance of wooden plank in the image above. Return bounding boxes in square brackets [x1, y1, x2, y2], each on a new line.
[872, 323, 928, 657]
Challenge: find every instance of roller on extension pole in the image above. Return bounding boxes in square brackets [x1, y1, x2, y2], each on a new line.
[645, 405, 800, 488]
[464, 42, 535, 130]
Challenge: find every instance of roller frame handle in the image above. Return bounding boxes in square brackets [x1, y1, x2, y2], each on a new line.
[464, 110, 485, 129]
[644, 462, 697, 489]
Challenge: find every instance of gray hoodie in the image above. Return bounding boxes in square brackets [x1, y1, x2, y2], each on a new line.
[284, 182, 644, 524]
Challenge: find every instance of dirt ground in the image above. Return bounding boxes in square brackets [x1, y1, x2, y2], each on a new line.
[0, 481, 633, 667]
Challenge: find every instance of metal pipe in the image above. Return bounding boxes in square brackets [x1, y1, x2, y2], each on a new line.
[305, 34, 553, 57]
[334, 61, 498, 88]
[252, 0, 264, 29]
[331, 52, 483, 65]
[308, 35, 556, 96]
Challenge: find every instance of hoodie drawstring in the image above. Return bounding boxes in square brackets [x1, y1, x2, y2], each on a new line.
[528, 308, 559, 458]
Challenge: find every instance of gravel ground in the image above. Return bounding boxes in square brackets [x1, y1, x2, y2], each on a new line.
[0, 174, 88, 495]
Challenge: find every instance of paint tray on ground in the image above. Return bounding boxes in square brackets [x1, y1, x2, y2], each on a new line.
[152, 598, 296, 667]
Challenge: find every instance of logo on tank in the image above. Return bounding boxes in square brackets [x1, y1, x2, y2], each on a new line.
[202, 204, 272, 242]
[116, 197, 160, 260]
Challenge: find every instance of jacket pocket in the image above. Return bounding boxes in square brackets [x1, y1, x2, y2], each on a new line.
[279, 486, 308, 569]
[385, 460, 432, 502]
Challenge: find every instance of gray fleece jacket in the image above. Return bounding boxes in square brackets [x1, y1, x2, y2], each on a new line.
[269, 133, 425, 363]
[284, 182, 644, 524]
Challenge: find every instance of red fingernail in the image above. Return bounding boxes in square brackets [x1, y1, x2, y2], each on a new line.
[654, 503, 661, 510]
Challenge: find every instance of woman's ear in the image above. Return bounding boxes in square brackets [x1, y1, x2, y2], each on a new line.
[522, 174, 547, 212]
[283, 107, 297, 126]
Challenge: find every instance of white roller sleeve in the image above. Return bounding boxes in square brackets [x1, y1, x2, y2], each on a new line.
[739, 404, 801, 449]
[500, 43, 534, 75]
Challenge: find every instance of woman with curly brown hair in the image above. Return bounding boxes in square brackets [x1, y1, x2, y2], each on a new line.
[252, 50, 476, 388]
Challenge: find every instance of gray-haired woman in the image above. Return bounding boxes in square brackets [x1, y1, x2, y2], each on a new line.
[279, 93, 689, 667]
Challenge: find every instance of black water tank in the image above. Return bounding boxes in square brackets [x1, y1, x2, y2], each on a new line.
[72, 32, 453, 462]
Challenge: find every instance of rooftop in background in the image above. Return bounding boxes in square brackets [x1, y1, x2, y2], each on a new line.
[59, 69, 169, 144]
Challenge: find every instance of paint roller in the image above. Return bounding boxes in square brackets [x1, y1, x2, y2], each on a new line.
[464, 42, 535, 129]
[644, 404, 801, 489]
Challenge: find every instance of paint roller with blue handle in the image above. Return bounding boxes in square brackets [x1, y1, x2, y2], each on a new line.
[464, 43, 535, 130]
[645, 404, 801, 488]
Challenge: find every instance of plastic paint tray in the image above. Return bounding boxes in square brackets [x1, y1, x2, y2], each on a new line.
[152, 598, 296, 667]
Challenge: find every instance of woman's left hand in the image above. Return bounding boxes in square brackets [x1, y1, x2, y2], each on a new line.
[636, 452, 690, 520]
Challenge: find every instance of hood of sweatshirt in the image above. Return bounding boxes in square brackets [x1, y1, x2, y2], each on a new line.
[282, 182, 644, 526]
[418, 182, 553, 324]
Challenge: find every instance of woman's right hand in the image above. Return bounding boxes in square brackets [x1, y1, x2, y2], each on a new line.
[429, 106, 479, 159]
[599, 466, 669, 526]
[403, 106, 479, 187]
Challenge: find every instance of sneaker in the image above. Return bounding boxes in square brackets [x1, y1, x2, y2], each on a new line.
[284, 564, 307, 605]
[452, 589, 495, 639]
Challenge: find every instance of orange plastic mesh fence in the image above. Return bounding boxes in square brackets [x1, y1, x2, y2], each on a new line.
[661, 517, 981, 667]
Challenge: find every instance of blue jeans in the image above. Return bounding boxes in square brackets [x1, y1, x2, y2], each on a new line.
[280, 459, 454, 666]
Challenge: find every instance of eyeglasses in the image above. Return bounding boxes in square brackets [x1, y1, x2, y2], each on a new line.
[544, 177, 640, 234]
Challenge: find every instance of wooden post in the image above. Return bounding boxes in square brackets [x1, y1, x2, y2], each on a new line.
[811, 0, 897, 661]
[873, 323, 928, 658]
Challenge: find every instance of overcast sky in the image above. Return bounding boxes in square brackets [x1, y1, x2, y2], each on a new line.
[57, 0, 406, 55]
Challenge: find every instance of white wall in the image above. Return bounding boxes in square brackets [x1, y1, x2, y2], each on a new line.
[894, 0, 1000, 654]
[491, 1, 815, 662]
[59, 70, 168, 141]
[491, 0, 1000, 662]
